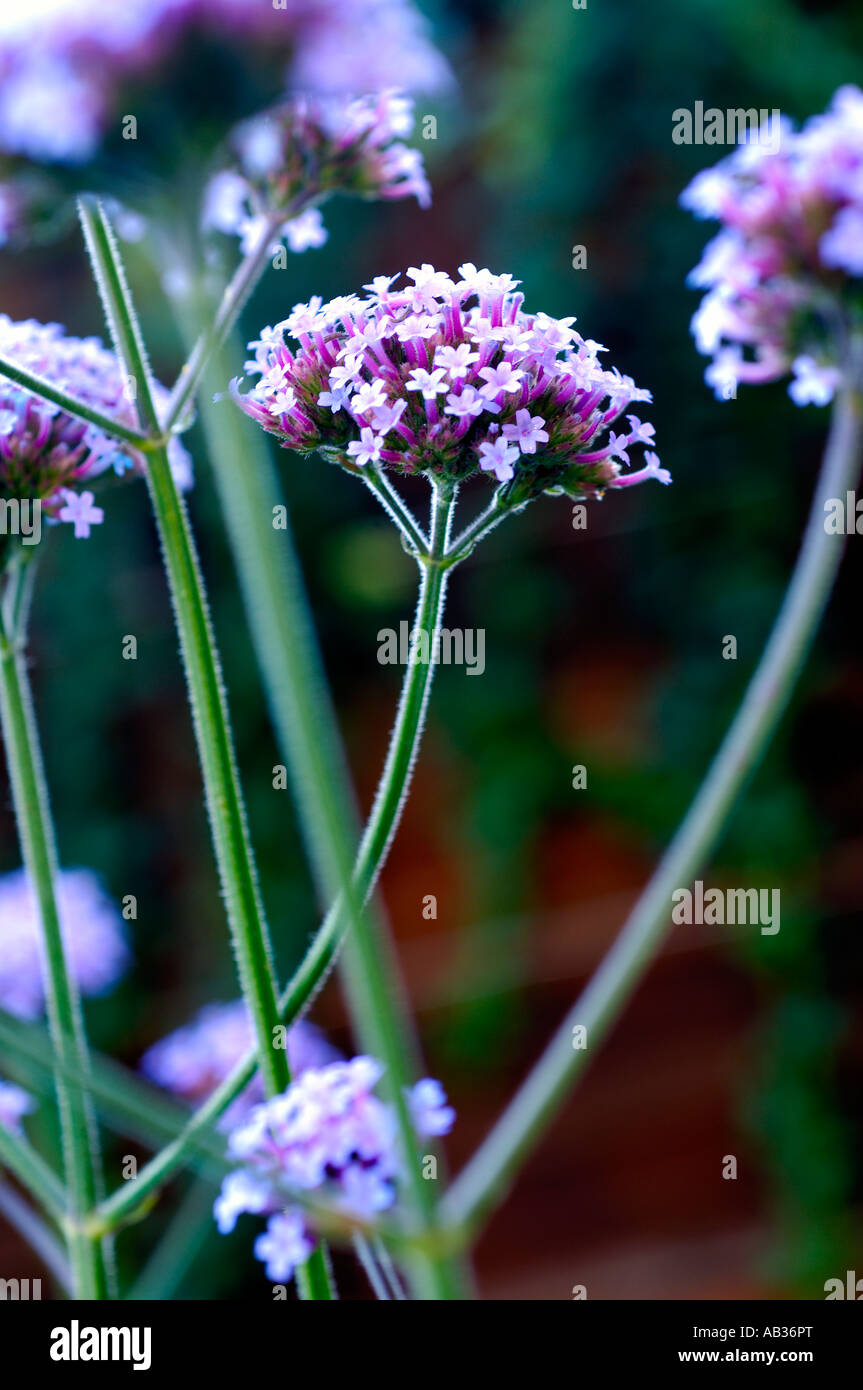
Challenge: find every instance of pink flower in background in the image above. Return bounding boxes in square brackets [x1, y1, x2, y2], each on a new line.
[0, 315, 192, 535]
[682, 85, 863, 404]
[0, 867, 129, 1020]
[141, 999, 340, 1128]
[232, 265, 665, 503]
[0, 0, 450, 165]
[203, 91, 432, 259]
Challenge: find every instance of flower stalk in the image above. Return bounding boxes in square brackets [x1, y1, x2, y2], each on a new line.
[76, 198, 335, 1299]
[0, 552, 111, 1297]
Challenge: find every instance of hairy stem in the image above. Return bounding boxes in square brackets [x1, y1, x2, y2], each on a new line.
[162, 204, 311, 435]
[92, 480, 456, 1236]
[78, 198, 334, 1299]
[336, 482, 469, 1299]
[0, 1113, 66, 1224]
[0, 352, 150, 451]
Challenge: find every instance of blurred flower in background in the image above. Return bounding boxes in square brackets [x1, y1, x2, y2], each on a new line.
[0, 0, 450, 166]
[0, 315, 192, 551]
[0, 867, 129, 1019]
[140, 999, 340, 1127]
[0, 0, 451, 251]
[204, 90, 431, 259]
[683, 84, 863, 403]
[0, 1078, 36, 1135]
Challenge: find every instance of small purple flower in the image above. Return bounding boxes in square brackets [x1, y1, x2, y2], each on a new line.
[351, 379, 389, 416]
[503, 409, 549, 456]
[214, 1056, 455, 1284]
[406, 367, 449, 400]
[789, 356, 842, 407]
[445, 386, 492, 420]
[283, 208, 328, 254]
[435, 344, 479, 379]
[478, 436, 519, 482]
[253, 1211, 314, 1283]
[0, 867, 129, 1020]
[478, 362, 524, 398]
[346, 427, 385, 467]
[0, 1079, 35, 1136]
[57, 489, 103, 539]
[410, 1078, 456, 1136]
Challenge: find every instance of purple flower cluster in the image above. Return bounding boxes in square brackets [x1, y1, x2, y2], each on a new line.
[214, 1056, 454, 1283]
[0, 867, 129, 1020]
[0, 1078, 35, 1135]
[141, 999, 339, 1128]
[0, 0, 448, 165]
[0, 315, 191, 542]
[204, 91, 430, 259]
[682, 85, 863, 405]
[232, 265, 669, 503]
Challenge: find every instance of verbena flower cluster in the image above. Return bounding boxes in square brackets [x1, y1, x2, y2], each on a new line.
[0, 0, 448, 165]
[682, 85, 863, 405]
[214, 1056, 455, 1283]
[233, 265, 669, 502]
[0, 868, 129, 1020]
[141, 1000, 339, 1128]
[0, 315, 191, 541]
[0, 1078, 35, 1135]
[203, 91, 429, 258]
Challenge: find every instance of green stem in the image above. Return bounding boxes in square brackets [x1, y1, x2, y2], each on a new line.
[90, 477, 459, 1241]
[0, 1116, 66, 1223]
[162, 204, 310, 435]
[337, 482, 468, 1299]
[444, 490, 512, 566]
[373, 1236, 408, 1300]
[0, 557, 110, 1298]
[0, 1008, 228, 1172]
[144, 444, 289, 1091]
[126, 1177, 218, 1300]
[363, 465, 429, 555]
[442, 377, 863, 1236]
[353, 1234, 391, 1300]
[77, 199, 334, 1299]
[0, 352, 151, 451]
[0, 1179, 72, 1293]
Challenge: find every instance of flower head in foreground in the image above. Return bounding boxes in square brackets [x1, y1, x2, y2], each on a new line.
[232, 265, 667, 503]
[203, 91, 430, 257]
[0, 1078, 35, 1135]
[214, 1056, 455, 1283]
[0, 867, 129, 1020]
[141, 1000, 339, 1128]
[682, 85, 863, 404]
[0, 315, 191, 544]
